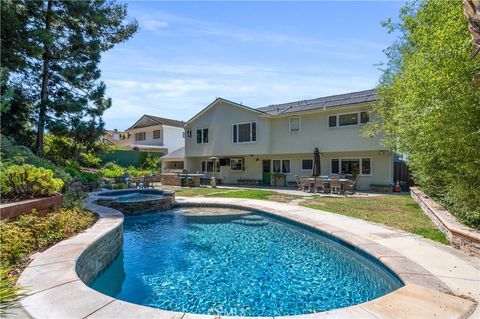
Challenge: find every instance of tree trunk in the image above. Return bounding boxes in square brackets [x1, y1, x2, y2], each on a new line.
[35, 0, 52, 155]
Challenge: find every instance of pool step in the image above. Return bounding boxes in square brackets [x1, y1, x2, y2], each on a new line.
[241, 215, 264, 221]
[233, 216, 268, 227]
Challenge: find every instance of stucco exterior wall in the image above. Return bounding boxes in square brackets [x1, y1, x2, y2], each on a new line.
[185, 150, 393, 190]
[269, 104, 385, 154]
[125, 124, 184, 153]
[163, 125, 185, 153]
[185, 101, 272, 157]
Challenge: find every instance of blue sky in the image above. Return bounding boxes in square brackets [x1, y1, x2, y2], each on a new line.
[100, 1, 404, 130]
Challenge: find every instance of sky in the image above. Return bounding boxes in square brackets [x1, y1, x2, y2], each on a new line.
[100, 1, 405, 130]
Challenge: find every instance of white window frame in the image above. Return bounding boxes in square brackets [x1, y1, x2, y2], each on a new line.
[196, 128, 208, 144]
[327, 110, 371, 128]
[301, 159, 313, 171]
[232, 121, 257, 144]
[289, 116, 301, 132]
[152, 129, 161, 139]
[330, 157, 372, 176]
[272, 159, 291, 174]
[186, 130, 192, 138]
[135, 132, 146, 141]
[230, 158, 244, 171]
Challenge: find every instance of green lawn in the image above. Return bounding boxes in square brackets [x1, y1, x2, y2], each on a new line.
[160, 186, 448, 244]
[301, 195, 449, 244]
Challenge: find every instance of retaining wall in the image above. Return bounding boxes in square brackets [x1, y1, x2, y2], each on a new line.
[410, 187, 480, 257]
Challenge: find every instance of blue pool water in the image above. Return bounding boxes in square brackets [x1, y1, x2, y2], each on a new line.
[90, 208, 402, 316]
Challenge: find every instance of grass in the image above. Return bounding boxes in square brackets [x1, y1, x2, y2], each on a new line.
[302, 195, 449, 244]
[161, 186, 448, 244]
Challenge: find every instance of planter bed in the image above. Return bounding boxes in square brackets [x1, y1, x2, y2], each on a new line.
[0, 193, 62, 219]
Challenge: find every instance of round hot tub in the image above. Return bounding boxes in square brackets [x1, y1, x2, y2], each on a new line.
[94, 189, 175, 214]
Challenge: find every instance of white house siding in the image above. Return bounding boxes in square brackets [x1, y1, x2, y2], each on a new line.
[126, 124, 184, 153]
[184, 99, 393, 190]
[184, 101, 272, 157]
[162, 125, 185, 153]
[185, 151, 392, 190]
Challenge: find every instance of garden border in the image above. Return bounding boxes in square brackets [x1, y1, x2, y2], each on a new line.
[410, 187, 480, 257]
[0, 193, 62, 219]
[17, 193, 476, 319]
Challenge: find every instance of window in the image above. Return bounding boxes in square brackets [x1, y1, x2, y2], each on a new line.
[341, 159, 360, 175]
[230, 158, 244, 171]
[331, 158, 372, 175]
[360, 111, 370, 124]
[182, 132, 185, 138]
[135, 132, 146, 141]
[328, 115, 337, 127]
[289, 117, 301, 132]
[202, 161, 220, 173]
[272, 160, 290, 174]
[153, 130, 161, 139]
[361, 158, 371, 175]
[331, 159, 339, 174]
[186, 130, 192, 138]
[203, 128, 208, 143]
[196, 128, 208, 144]
[301, 159, 313, 170]
[233, 122, 256, 143]
[328, 111, 371, 128]
[339, 113, 358, 126]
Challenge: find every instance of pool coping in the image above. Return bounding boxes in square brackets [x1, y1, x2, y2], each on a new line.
[17, 194, 477, 319]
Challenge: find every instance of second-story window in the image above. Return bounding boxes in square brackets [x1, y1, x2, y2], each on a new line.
[289, 117, 301, 132]
[186, 130, 192, 138]
[196, 128, 208, 144]
[233, 122, 256, 143]
[153, 130, 161, 139]
[328, 111, 371, 128]
[135, 132, 146, 141]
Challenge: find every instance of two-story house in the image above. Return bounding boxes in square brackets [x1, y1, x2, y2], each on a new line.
[120, 115, 185, 154]
[183, 89, 393, 190]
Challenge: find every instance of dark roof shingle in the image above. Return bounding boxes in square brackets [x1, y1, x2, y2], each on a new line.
[256, 89, 376, 115]
[146, 115, 184, 128]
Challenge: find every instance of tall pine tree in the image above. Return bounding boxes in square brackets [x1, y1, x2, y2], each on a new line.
[2, 0, 138, 155]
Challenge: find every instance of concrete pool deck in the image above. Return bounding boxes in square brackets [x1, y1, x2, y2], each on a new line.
[17, 195, 479, 319]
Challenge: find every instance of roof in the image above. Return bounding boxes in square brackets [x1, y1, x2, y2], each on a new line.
[161, 146, 185, 160]
[186, 97, 268, 124]
[256, 89, 376, 116]
[126, 115, 184, 130]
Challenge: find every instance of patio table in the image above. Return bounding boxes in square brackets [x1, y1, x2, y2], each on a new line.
[307, 177, 351, 193]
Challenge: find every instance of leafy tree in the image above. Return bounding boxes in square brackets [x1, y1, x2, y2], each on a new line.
[368, 0, 480, 228]
[2, 0, 138, 155]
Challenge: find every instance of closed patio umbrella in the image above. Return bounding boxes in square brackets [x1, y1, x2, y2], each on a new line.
[312, 147, 321, 177]
[312, 148, 321, 192]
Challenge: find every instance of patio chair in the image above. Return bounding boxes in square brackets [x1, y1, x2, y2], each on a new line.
[344, 176, 358, 195]
[322, 180, 331, 194]
[329, 177, 342, 194]
[297, 176, 310, 192]
[143, 175, 155, 189]
[314, 178, 325, 193]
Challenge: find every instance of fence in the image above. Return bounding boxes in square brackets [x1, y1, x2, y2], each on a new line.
[101, 150, 163, 167]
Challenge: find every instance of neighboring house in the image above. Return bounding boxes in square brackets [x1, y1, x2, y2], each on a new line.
[103, 129, 130, 147]
[183, 89, 393, 190]
[117, 115, 185, 153]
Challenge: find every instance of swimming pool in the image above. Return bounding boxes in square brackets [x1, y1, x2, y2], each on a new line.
[90, 207, 403, 316]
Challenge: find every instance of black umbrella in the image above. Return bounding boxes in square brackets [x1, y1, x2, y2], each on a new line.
[312, 147, 321, 177]
[312, 147, 321, 193]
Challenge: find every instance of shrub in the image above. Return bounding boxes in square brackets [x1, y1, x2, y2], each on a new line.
[141, 153, 162, 174]
[1, 135, 71, 184]
[0, 165, 64, 202]
[100, 162, 125, 178]
[125, 165, 147, 177]
[79, 152, 101, 168]
[0, 209, 96, 269]
[62, 190, 87, 210]
[0, 266, 27, 315]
